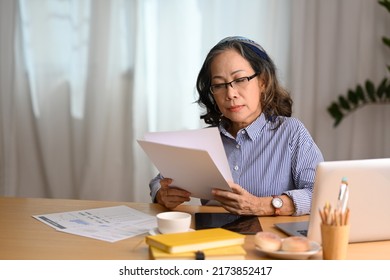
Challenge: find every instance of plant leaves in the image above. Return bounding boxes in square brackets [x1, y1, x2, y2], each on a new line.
[327, 103, 343, 117]
[386, 83, 390, 99]
[327, 103, 343, 127]
[355, 85, 367, 103]
[327, 0, 389, 127]
[382, 36, 390, 48]
[347, 89, 359, 106]
[334, 117, 342, 127]
[338, 96, 351, 110]
[376, 78, 388, 99]
[365, 80, 376, 102]
[379, 0, 390, 13]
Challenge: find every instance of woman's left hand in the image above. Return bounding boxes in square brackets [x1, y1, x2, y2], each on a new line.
[212, 182, 295, 216]
[212, 182, 264, 215]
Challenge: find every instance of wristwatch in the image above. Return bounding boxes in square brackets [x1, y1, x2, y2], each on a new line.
[271, 195, 283, 216]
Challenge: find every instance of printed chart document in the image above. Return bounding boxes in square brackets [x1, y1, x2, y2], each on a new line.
[137, 127, 233, 200]
[33, 205, 157, 242]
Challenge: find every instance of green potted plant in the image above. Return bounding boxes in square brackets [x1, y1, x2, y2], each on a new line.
[327, 0, 390, 127]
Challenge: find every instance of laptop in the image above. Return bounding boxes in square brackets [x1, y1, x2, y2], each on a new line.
[275, 158, 390, 244]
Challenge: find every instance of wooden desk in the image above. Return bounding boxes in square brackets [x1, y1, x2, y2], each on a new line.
[1, 196, 389, 260]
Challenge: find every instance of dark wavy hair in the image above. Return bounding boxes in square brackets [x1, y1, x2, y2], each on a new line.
[195, 38, 292, 128]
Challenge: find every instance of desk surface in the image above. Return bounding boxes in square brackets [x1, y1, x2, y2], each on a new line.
[0, 196, 389, 260]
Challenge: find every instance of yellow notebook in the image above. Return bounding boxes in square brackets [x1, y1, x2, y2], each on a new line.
[149, 245, 247, 260]
[145, 228, 245, 253]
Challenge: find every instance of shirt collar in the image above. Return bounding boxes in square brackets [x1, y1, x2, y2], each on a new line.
[219, 113, 268, 140]
[245, 113, 268, 140]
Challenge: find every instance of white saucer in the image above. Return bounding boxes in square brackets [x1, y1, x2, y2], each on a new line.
[148, 227, 195, 236]
[255, 240, 321, 260]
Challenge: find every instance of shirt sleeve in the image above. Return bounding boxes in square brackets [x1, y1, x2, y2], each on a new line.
[149, 173, 164, 203]
[284, 121, 324, 216]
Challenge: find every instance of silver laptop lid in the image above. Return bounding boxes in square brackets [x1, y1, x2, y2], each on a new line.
[307, 158, 390, 243]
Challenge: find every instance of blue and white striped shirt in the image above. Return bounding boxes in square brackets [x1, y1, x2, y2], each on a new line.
[149, 113, 323, 216]
[219, 113, 323, 216]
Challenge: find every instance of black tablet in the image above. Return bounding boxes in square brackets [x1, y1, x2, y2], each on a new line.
[194, 212, 262, 235]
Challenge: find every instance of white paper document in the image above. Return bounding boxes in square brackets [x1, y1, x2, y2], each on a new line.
[33, 205, 157, 242]
[137, 127, 233, 200]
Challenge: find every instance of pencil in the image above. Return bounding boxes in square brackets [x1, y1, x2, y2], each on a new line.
[334, 209, 339, 226]
[324, 202, 331, 225]
[319, 208, 326, 224]
[344, 208, 350, 226]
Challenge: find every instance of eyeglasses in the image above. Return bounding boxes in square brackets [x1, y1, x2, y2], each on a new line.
[209, 72, 259, 95]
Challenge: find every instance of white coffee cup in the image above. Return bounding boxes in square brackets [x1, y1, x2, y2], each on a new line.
[156, 211, 191, 234]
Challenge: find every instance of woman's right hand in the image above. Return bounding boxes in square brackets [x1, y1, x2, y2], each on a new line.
[155, 178, 191, 209]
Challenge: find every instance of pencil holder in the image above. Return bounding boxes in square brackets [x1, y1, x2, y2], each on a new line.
[320, 224, 350, 260]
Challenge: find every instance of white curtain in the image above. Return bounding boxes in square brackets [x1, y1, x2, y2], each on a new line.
[0, 0, 389, 203]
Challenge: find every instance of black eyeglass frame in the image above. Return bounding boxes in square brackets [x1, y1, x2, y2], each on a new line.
[209, 72, 259, 95]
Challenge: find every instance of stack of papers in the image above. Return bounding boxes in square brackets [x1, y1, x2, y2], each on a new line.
[33, 205, 157, 242]
[137, 127, 233, 200]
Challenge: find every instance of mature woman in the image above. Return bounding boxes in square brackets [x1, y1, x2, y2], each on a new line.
[149, 36, 323, 216]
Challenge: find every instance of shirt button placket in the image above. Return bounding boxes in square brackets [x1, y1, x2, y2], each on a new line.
[233, 141, 241, 174]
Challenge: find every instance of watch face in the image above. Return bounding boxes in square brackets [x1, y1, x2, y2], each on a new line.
[272, 197, 283, 208]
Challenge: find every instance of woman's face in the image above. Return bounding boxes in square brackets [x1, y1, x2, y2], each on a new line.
[210, 49, 265, 133]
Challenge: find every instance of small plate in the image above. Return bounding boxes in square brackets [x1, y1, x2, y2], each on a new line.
[255, 240, 321, 260]
[148, 227, 195, 236]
